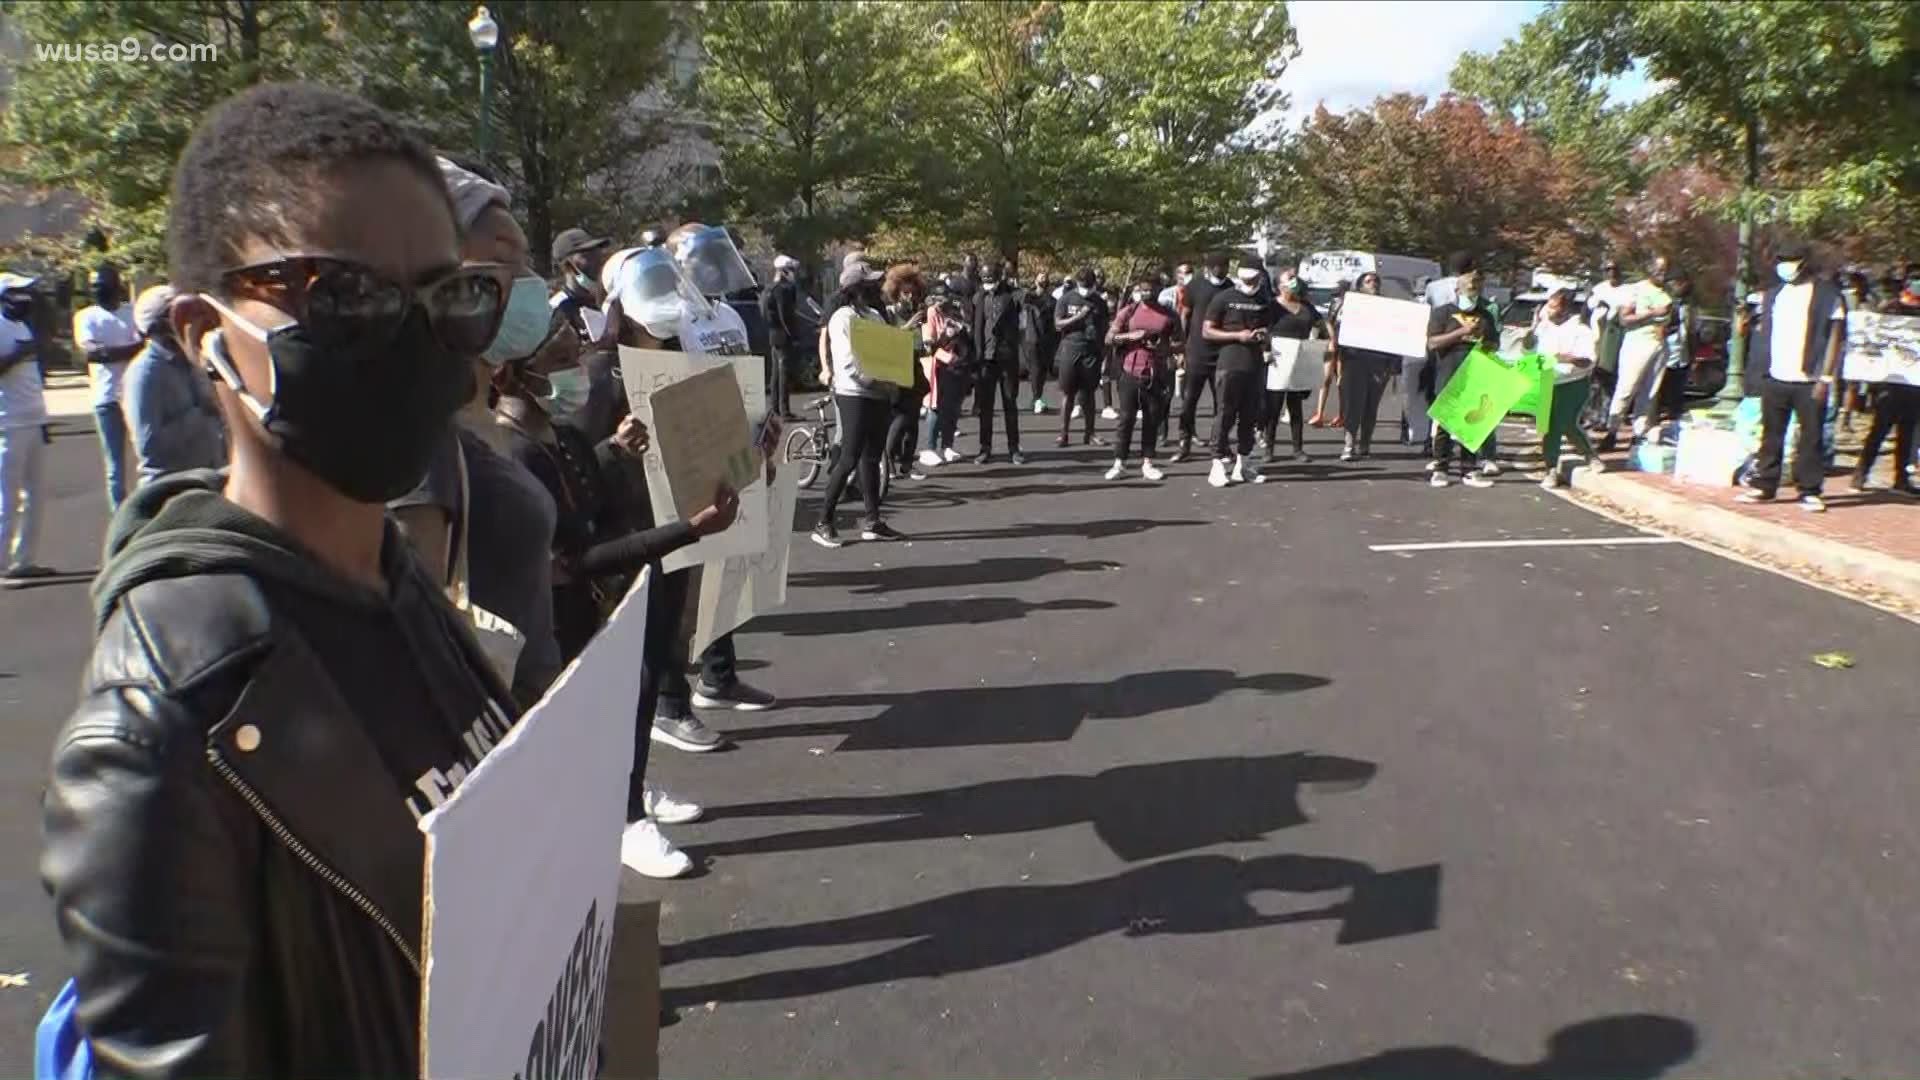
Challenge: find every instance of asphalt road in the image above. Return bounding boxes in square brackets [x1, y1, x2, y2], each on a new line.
[5, 397, 1919, 1077]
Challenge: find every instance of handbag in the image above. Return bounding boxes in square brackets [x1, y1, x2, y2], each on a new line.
[448, 439, 526, 688]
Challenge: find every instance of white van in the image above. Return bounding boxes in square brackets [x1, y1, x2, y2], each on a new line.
[1297, 250, 1441, 308]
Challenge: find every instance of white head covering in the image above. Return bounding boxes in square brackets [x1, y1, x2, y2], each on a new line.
[132, 284, 178, 335]
[773, 254, 800, 272]
[436, 156, 511, 232]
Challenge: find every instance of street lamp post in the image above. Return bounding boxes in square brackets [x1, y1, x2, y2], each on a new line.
[468, 5, 499, 165]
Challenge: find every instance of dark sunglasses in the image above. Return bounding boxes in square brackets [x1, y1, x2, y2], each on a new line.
[220, 255, 509, 355]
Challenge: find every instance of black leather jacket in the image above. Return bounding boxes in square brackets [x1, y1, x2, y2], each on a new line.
[42, 472, 514, 1077]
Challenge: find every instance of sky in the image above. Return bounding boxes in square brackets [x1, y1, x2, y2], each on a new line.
[1277, 0, 1651, 130]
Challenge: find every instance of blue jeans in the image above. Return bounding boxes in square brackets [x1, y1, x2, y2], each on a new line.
[94, 402, 129, 510]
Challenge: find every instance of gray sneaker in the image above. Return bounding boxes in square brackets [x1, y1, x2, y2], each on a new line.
[692, 680, 777, 711]
[651, 712, 727, 752]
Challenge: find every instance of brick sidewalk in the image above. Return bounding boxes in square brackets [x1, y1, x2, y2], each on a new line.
[1602, 469, 1920, 564]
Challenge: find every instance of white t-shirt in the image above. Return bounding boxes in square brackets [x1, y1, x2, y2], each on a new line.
[0, 314, 45, 430]
[677, 299, 749, 357]
[73, 302, 140, 407]
[1619, 280, 1673, 347]
[1768, 281, 1844, 383]
[1533, 313, 1597, 384]
[1586, 281, 1629, 327]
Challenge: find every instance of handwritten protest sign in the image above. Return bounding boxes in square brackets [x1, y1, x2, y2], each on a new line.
[1267, 337, 1328, 392]
[1331, 292, 1430, 357]
[848, 317, 916, 386]
[1427, 347, 1532, 453]
[648, 365, 759, 520]
[618, 347, 770, 573]
[1844, 310, 1920, 386]
[420, 572, 651, 1080]
[693, 464, 800, 654]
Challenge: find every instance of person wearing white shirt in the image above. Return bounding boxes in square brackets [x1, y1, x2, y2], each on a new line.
[1738, 244, 1847, 512]
[1601, 255, 1674, 448]
[72, 264, 143, 510]
[1531, 288, 1604, 488]
[0, 273, 53, 580]
[811, 263, 904, 549]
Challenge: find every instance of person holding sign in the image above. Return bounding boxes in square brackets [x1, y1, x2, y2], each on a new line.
[1425, 268, 1501, 488]
[495, 323, 740, 878]
[41, 83, 516, 1077]
[812, 265, 906, 549]
[1531, 288, 1604, 488]
[1333, 271, 1398, 462]
[1261, 269, 1327, 466]
[1201, 261, 1278, 487]
[1852, 282, 1920, 495]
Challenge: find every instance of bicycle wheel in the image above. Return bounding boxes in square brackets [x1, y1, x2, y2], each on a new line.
[785, 425, 824, 489]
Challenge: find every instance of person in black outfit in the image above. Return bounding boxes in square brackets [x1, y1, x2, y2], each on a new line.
[1054, 268, 1107, 447]
[1201, 261, 1276, 486]
[760, 254, 804, 420]
[1174, 256, 1230, 461]
[1424, 267, 1501, 488]
[971, 260, 1026, 463]
[1853, 282, 1920, 495]
[1023, 271, 1059, 413]
[1334, 270, 1397, 460]
[1262, 270, 1326, 464]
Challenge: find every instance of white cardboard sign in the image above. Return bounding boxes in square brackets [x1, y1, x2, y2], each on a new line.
[1843, 311, 1920, 386]
[418, 572, 651, 1080]
[618, 347, 770, 573]
[1333, 292, 1431, 358]
[692, 463, 800, 655]
[1267, 337, 1328, 392]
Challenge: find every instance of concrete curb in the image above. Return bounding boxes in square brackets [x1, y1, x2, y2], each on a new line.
[1567, 466, 1920, 611]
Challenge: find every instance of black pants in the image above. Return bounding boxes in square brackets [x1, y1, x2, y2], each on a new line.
[1855, 383, 1920, 487]
[1751, 377, 1826, 497]
[1058, 354, 1099, 442]
[1342, 350, 1393, 448]
[931, 366, 969, 450]
[975, 355, 1022, 454]
[1113, 372, 1166, 462]
[1179, 360, 1217, 443]
[821, 393, 890, 526]
[768, 341, 793, 417]
[1213, 368, 1260, 459]
[887, 385, 926, 473]
[1428, 353, 1480, 474]
[1261, 389, 1309, 455]
[1027, 346, 1052, 405]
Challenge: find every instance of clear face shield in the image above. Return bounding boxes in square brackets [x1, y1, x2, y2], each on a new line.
[672, 226, 756, 299]
[611, 247, 712, 338]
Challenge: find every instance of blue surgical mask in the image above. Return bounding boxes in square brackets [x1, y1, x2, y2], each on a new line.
[543, 365, 591, 417]
[484, 275, 552, 367]
[1776, 261, 1802, 283]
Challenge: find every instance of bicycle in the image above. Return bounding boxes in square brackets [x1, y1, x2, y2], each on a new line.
[783, 397, 889, 502]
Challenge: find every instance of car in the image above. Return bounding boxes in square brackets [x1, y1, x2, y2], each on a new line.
[1686, 316, 1730, 399]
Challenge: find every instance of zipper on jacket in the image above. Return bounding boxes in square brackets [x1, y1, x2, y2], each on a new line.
[206, 745, 422, 975]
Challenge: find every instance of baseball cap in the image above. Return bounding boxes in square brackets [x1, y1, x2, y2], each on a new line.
[132, 284, 177, 335]
[551, 227, 609, 265]
[773, 254, 800, 271]
[839, 263, 883, 288]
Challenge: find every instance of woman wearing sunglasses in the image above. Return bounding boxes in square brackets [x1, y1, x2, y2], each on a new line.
[494, 315, 741, 878]
[390, 157, 565, 708]
[42, 84, 517, 1076]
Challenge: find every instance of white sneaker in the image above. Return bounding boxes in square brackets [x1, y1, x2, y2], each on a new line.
[1463, 473, 1495, 489]
[1101, 405, 1120, 420]
[1142, 460, 1165, 481]
[1033, 399, 1047, 415]
[918, 449, 944, 468]
[1430, 472, 1451, 488]
[942, 447, 963, 464]
[1425, 460, 1443, 473]
[1246, 461, 1267, 484]
[621, 819, 693, 879]
[1072, 404, 1084, 419]
[1208, 459, 1230, 487]
[1230, 455, 1246, 484]
[643, 786, 705, 825]
[1104, 460, 1126, 480]
[1480, 460, 1502, 477]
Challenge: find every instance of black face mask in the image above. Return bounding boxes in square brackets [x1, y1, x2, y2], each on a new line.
[204, 302, 473, 503]
[1, 297, 30, 322]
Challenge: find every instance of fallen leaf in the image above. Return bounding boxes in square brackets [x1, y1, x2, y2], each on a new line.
[1813, 652, 1856, 670]
[0, 972, 27, 989]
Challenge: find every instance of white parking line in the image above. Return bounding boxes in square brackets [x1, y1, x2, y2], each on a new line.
[1368, 536, 1680, 553]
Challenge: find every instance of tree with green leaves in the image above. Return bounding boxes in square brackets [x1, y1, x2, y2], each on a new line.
[690, 0, 914, 268]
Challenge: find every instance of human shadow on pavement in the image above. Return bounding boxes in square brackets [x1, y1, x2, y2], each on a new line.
[730, 669, 1330, 751]
[749, 595, 1113, 638]
[661, 852, 1442, 1008]
[915, 517, 1210, 543]
[694, 751, 1376, 862]
[1251, 1013, 1698, 1080]
[789, 556, 1121, 595]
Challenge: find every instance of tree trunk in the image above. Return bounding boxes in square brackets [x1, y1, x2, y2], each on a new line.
[1722, 115, 1763, 403]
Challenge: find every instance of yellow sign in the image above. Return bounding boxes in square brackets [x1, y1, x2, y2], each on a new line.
[848, 317, 915, 387]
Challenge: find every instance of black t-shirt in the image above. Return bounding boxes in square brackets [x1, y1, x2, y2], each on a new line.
[269, 532, 516, 824]
[1270, 298, 1321, 342]
[1427, 300, 1499, 371]
[503, 419, 635, 660]
[1202, 287, 1277, 373]
[1055, 288, 1101, 362]
[1185, 277, 1226, 362]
